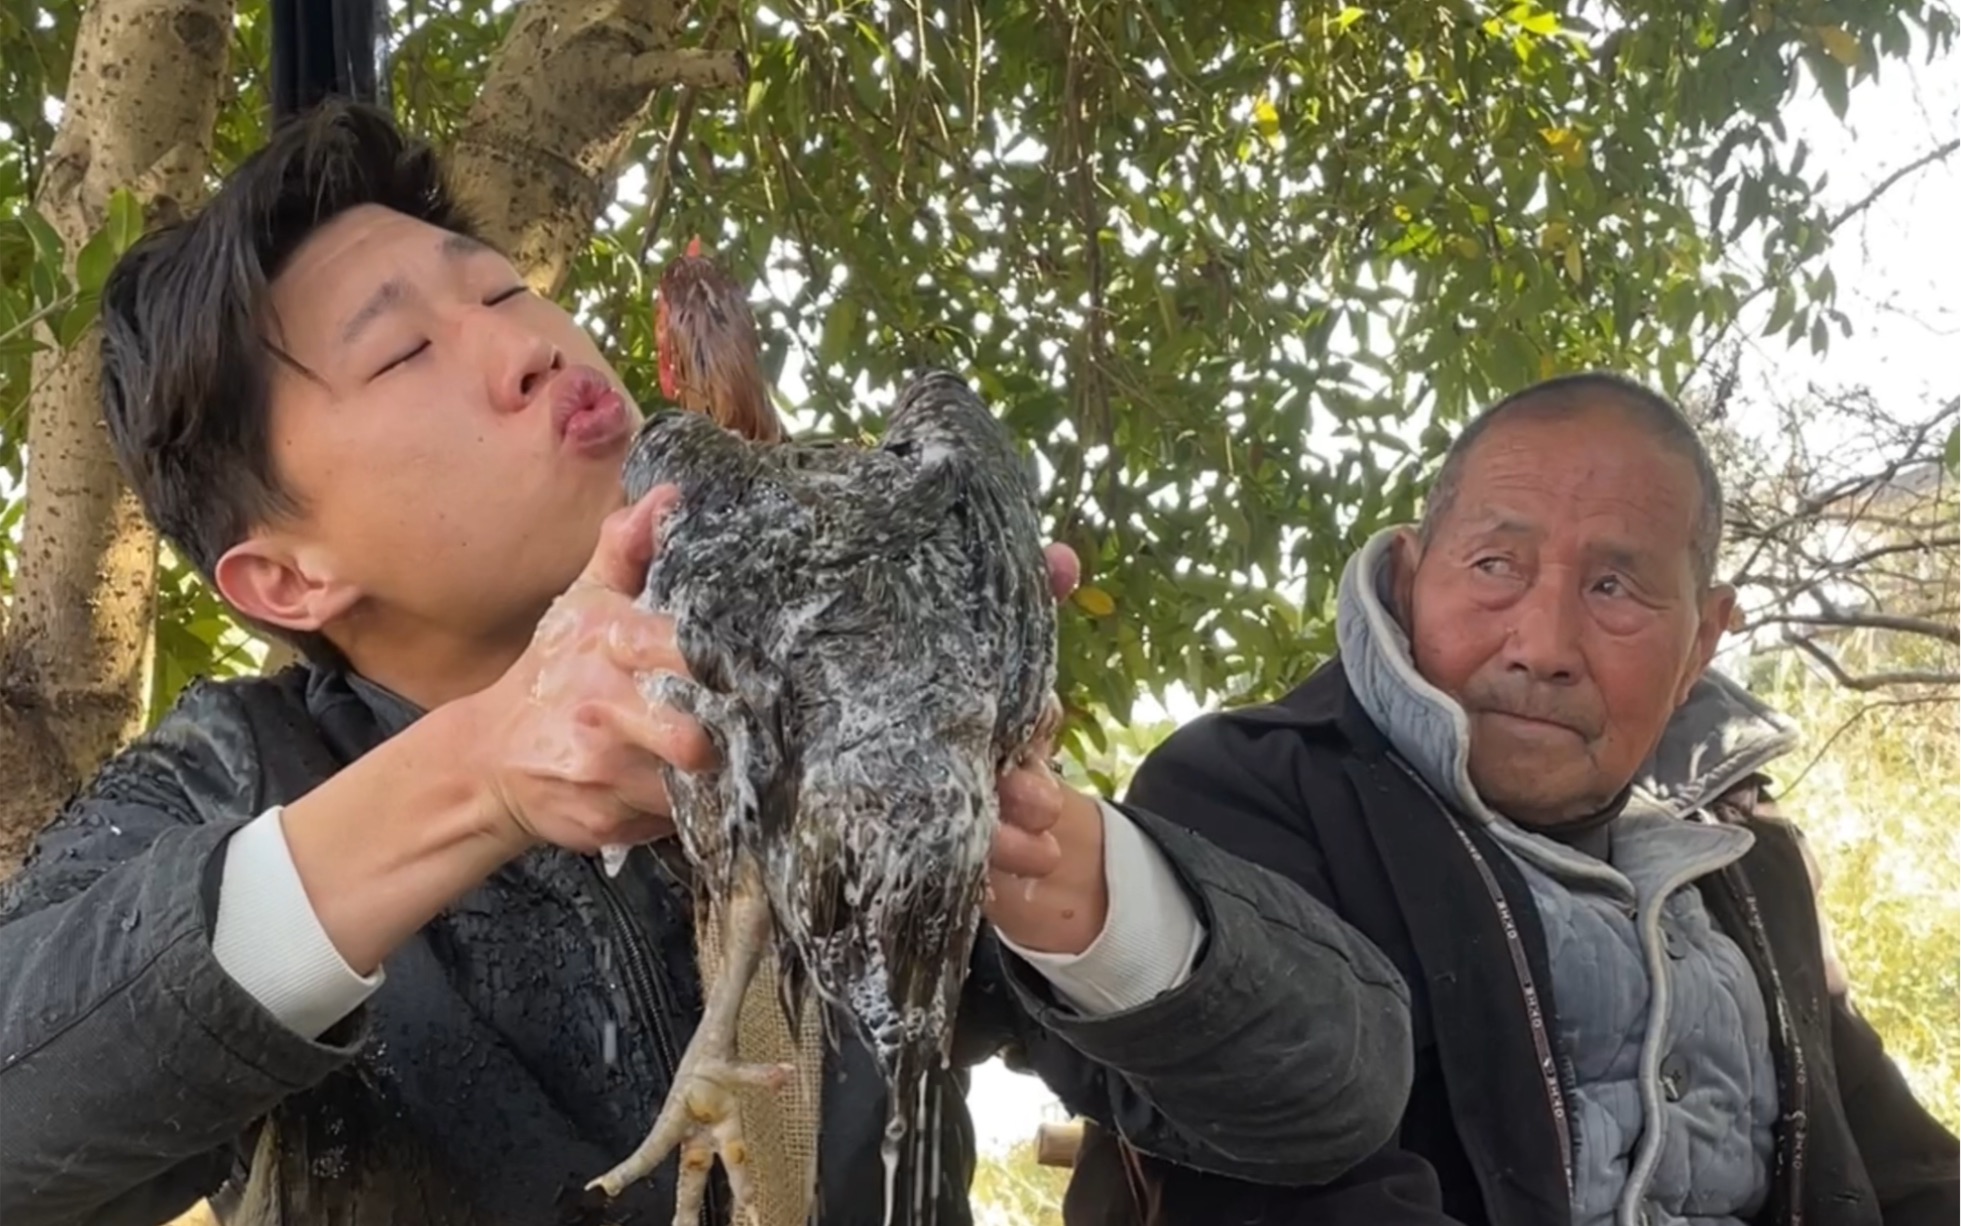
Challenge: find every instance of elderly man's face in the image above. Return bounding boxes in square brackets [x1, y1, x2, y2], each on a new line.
[1393, 406, 1734, 826]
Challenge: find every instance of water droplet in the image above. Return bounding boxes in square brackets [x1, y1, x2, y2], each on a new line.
[602, 1019, 619, 1067]
[119, 910, 141, 933]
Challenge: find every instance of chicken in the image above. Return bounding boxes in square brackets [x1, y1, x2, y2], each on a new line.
[588, 242, 1059, 1226]
[654, 236, 786, 444]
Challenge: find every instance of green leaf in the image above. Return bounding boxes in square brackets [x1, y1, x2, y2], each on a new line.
[1493, 328, 1539, 387]
[29, 259, 59, 311]
[1764, 285, 1796, 337]
[20, 207, 62, 270]
[106, 188, 145, 254]
[55, 292, 100, 348]
[1815, 55, 1852, 118]
[74, 227, 117, 295]
[1520, 10, 1561, 36]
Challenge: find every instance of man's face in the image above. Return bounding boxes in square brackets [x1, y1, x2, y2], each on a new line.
[219, 205, 640, 679]
[1393, 406, 1733, 826]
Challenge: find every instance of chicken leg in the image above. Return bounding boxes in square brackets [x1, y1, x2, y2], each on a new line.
[588, 855, 790, 1224]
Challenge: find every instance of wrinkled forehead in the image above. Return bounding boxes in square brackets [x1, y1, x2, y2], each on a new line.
[1442, 408, 1705, 553]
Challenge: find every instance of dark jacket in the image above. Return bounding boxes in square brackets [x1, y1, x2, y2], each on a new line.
[1068, 661, 1958, 1226]
[0, 663, 1414, 1226]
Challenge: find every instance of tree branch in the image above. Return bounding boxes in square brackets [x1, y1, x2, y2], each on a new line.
[637, 91, 700, 265]
[1784, 632, 1958, 690]
[1750, 610, 1959, 644]
[445, 0, 747, 297]
[1819, 535, 1957, 573]
[636, 0, 742, 264]
[1691, 140, 1961, 380]
[628, 46, 745, 91]
[1778, 693, 1953, 793]
[1827, 137, 1961, 235]
[1732, 528, 1960, 606]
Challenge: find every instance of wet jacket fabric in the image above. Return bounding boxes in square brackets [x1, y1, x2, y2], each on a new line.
[0, 662, 1415, 1226]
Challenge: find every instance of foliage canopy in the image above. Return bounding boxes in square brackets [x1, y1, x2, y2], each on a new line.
[2, 0, 1955, 764]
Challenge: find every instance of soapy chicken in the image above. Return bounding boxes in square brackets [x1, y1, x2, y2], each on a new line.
[588, 240, 1059, 1226]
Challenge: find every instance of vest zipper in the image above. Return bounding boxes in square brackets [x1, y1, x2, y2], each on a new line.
[588, 859, 720, 1226]
[1390, 758, 1576, 1198]
[1718, 862, 1807, 1225]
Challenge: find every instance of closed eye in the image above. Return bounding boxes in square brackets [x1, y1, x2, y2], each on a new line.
[375, 340, 429, 377]
[372, 287, 526, 378]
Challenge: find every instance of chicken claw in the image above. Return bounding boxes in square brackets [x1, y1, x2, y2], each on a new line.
[588, 866, 787, 1226]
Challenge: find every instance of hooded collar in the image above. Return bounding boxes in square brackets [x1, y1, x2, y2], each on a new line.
[1334, 527, 1511, 826]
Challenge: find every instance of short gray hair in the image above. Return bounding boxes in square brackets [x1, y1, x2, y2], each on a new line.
[1418, 372, 1725, 590]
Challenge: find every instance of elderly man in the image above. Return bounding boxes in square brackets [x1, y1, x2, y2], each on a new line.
[1070, 373, 1957, 1226]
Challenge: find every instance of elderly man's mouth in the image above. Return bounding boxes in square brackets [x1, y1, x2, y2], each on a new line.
[1484, 710, 1583, 738]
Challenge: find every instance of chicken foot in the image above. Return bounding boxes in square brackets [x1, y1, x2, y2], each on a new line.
[588, 860, 791, 1224]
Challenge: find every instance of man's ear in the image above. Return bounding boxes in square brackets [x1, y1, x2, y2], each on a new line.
[1389, 526, 1424, 626]
[213, 536, 360, 635]
[1678, 581, 1738, 705]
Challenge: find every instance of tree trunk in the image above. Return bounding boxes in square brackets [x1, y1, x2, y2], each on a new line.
[445, 0, 745, 295]
[0, 0, 236, 875]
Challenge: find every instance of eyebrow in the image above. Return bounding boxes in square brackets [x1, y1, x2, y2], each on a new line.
[338, 232, 499, 348]
[1589, 541, 1656, 574]
[1479, 519, 1660, 573]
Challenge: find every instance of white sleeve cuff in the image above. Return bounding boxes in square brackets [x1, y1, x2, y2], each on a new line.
[211, 806, 384, 1040]
[1001, 800, 1207, 1015]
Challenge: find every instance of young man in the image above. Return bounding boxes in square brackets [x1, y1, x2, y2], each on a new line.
[1069, 375, 1958, 1225]
[0, 103, 1414, 1226]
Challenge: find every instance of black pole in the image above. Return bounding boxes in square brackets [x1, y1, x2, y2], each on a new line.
[269, 0, 387, 124]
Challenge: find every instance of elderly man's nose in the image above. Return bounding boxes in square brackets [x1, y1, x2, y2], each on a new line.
[1504, 582, 1584, 682]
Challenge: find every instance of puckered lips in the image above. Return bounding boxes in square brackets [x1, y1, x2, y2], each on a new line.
[550, 365, 632, 457]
